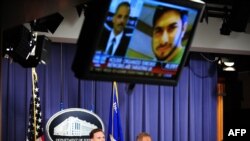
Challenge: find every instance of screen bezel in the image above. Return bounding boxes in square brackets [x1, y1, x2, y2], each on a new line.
[72, 0, 205, 85]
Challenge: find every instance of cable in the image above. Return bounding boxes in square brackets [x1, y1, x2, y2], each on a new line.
[199, 53, 219, 63]
[187, 53, 218, 78]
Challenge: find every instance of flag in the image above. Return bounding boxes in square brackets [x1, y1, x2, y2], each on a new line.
[27, 68, 45, 141]
[107, 82, 124, 141]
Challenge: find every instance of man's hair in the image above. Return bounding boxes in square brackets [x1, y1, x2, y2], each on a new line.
[153, 6, 188, 27]
[136, 132, 152, 141]
[115, 1, 131, 14]
[89, 128, 103, 139]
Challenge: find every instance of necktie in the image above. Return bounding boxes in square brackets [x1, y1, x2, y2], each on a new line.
[107, 38, 116, 55]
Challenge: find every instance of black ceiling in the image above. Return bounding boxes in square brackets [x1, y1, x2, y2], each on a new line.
[202, 0, 250, 20]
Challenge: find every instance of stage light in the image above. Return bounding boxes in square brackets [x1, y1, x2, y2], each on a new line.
[30, 12, 64, 34]
[220, 6, 231, 35]
[223, 61, 235, 71]
[3, 25, 51, 67]
[220, 20, 231, 35]
[230, 1, 250, 32]
[224, 62, 234, 67]
[221, 58, 235, 66]
[218, 57, 236, 71]
[223, 66, 235, 71]
[76, 3, 88, 17]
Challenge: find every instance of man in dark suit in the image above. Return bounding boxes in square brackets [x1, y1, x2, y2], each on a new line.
[98, 1, 131, 57]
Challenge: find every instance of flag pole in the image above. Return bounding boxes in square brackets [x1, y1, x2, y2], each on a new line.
[113, 81, 119, 104]
[32, 67, 37, 141]
[112, 81, 119, 135]
[111, 81, 114, 136]
[112, 81, 118, 138]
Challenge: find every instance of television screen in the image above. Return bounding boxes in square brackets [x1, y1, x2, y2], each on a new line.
[72, 0, 205, 85]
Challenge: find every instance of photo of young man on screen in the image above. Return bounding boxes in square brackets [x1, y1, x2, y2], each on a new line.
[97, 1, 131, 57]
[126, 3, 189, 64]
[152, 6, 188, 64]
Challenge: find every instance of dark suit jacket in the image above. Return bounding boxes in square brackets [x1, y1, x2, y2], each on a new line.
[97, 27, 131, 56]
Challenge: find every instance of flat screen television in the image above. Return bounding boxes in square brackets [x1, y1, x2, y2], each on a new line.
[72, 0, 205, 85]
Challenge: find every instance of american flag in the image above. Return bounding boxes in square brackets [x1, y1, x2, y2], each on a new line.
[27, 69, 45, 141]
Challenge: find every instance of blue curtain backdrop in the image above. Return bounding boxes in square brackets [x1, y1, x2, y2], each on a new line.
[2, 43, 217, 141]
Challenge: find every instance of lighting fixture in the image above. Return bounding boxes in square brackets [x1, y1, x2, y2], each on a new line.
[218, 57, 236, 71]
[223, 66, 235, 71]
[224, 61, 234, 67]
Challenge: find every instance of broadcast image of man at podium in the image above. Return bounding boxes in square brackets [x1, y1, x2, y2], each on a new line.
[90, 128, 105, 141]
[151, 6, 188, 64]
[98, 1, 131, 57]
[136, 132, 152, 141]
